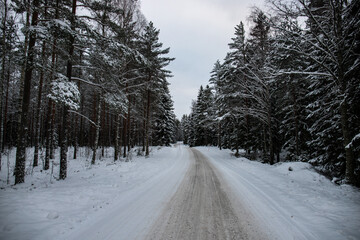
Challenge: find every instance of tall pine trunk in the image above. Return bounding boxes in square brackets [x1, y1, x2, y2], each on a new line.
[15, 0, 40, 184]
[73, 51, 82, 160]
[0, 0, 8, 170]
[45, 0, 59, 170]
[91, 95, 101, 165]
[114, 113, 120, 161]
[33, 40, 47, 167]
[123, 113, 127, 158]
[145, 89, 151, 157]
[2, 61, 11, 152]
[59, 0, 77, 180]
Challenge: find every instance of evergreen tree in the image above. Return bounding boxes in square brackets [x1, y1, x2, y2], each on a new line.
[138, 21, 174, 156]
[153, 81, 176, 146]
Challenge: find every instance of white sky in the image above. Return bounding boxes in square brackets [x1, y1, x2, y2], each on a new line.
[140, 0, 265, 119]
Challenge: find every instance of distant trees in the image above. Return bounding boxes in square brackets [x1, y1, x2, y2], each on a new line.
[183, 0, 359, 185]
[1, 0, 176, 184]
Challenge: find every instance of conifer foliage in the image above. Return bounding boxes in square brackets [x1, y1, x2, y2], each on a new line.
[0, 0, 176, 183]
[182, 0, 360, 185]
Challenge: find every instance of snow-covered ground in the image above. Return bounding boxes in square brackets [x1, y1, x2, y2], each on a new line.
[197, 146, 360, 240]
[0, 145, 190, 240]
[1, 144, 359, 240]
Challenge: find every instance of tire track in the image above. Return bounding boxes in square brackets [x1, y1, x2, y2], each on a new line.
[144, 148, 247, 240]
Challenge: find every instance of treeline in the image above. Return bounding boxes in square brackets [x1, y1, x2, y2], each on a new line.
[0, 0, 178, 184]
[182, 0, 360, 185]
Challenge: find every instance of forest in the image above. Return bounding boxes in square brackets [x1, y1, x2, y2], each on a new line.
[181, 0, 360, 186]
[0, 0, 359, 187]
[0, 0, 178, 184]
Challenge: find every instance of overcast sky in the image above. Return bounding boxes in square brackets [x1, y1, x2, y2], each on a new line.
[141, 0, 265, 119]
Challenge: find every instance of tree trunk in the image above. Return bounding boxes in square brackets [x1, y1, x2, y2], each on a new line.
[114, 113, 120, 161]
[123, 113, 127, 158]
[16, 0, 31, 144]
[0, 0, 8, 170]
[73, 50, 82, 160]
[59, 0, 77, 180]
[267, 111, 274, 165]
[142, 105, 146, 152]
[145, 89, 151, 157]
[92, 95, 101, 165]
[127, 95, 132, 155]
[15, 0, 40, 184]
[45, 0, 59, 170]
[262, 124, 267, 161]
[49, 101, 56, 160]
[101, 101, 106, 157]
[218, 122, 222, 150]
[73, 113, 78, 159]
[341, 101, 354, 183]
[334, 1, 355, 184]
[33, 40, 47, 167]
[2, 61, 10, 152]
[44, 100, 53, 170]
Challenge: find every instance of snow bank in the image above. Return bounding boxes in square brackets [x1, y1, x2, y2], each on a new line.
[0, 145, 190, 240]
[196, 146, 360, 240]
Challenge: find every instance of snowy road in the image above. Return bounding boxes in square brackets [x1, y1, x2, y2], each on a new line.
[63, 145, 266, 240]
[62, 144, 191, 240]
[145, 148, 264, 240]
[1, 144, 359, 240]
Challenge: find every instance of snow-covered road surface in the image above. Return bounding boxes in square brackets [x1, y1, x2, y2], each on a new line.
[145, 148, 266, 240]
[62, 144, 190, 240]
[1, 144, 359, 240]
[0, 145, 190, 240]
[198, 146, 360, 240]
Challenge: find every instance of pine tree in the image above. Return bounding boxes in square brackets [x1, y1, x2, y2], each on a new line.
[138, 21, 174, 156]
[14, 0, 40, 184]
[153, 81, 176, 146]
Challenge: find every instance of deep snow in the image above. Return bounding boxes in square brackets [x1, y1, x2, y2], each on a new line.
[0, 144, 359, 240]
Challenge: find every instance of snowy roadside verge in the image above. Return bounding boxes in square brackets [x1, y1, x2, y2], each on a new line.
[0, 145, 190, 240]
[196, 146, 360, 240]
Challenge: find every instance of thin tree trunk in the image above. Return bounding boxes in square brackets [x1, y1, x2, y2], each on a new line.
[92, 95, 101, 165]
[101, 101, 106, 157]
[44, 100, 52, 170]
[145, 89, 151, 157]
[16, 0, 31, 137]
[15, 0, 40, 184]
[341, 101, 354, 183]
[33, 40, 47, 167]
[49, 101, 56, 160]
[114, 113, 120, 161]
[262, 124, 267, 161]
[0, 0, 8, 170]
[142, 105, 146, 152]
[127, 96, 131, 154]
[45, 0, 59, 169]
[218, 121, 222, 150]
[73, 114, 78, 159]
[123, 113, 127, 158]
[79, 95, 84, 146]
[267, 105, 274, 165]
[2, 61, 10, 152]
[73, 50, 82, 160]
